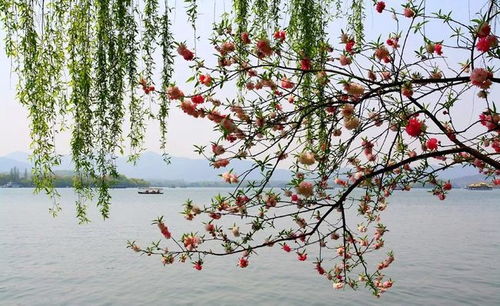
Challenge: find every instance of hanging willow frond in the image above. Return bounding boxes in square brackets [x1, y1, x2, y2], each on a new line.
[184, 0, 198, 32]
[159, 3, 174, 162]
[69, 0, 95, 223]
[94, 0, 114, 218]
[348, 0, 365, 43]
[143, 0, 158, 80]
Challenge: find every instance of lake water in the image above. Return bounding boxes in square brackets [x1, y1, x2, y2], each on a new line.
[1, 188, 499, 305]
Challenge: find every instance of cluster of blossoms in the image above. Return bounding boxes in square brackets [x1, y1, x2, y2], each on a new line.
[470, 68, 493, 89]
[222, 171, 239, 183]
[426, 42, 443, 56]
[476, 23, 498, 53]
[298, 151, 316, 166]
[181, 200, 203, 220]
[341, 103, 361, 130]
[479, 110, 500, 133]
[405, 117, 424, 137]
[128, 1, 499, 298]
[426, 138, 439, 151]
[155, 218, 171, 239]
[167, 86, 184, 100]
[375, 2, 385, 13]
[139, 78, 155, 94]
[361, 139, 376, 161]
[295, 181, 314, 197]
[374, 46, 391, 63]
[182, 234, 202, 251]
[401, 83, 414, 98]
[199, 74, 213, 86]
[177, 43, 195, 61]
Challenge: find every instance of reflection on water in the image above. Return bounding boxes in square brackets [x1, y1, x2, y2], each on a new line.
[1, 188, 499, 305]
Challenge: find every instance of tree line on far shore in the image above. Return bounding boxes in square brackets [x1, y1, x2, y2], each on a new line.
[0, 167, 149, 188]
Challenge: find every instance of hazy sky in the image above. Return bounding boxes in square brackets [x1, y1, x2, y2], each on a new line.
[0, 0, 493, 158]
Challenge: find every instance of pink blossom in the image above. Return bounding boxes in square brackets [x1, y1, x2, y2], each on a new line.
[296, 181, 314, 197]
[213, 159, 229, 168]
[426, 138, 439, 151]
[273, 30, 286, 41]
[339, 55, 352, 66]
[222, 172, 239, 183]
[345, 40, 355, 53]
[333, 282, 344, 289]
[470, 68, 493, 89]
[375, 1, 385, 13]
[344, 82, 365, 96]
[298, 152, 316, 165]
[297, 252, 307, 261]
[167, 86, 184, 100]
[183, 234, 201, 251]
[211, 144, 225, 156]
[282, 243, 292, 252]
[281, 77, 295, 89]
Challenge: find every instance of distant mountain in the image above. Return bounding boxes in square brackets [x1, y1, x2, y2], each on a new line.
[437, 165, 480, 180]
[1, 151, 493, 185]
[115, 152, 291, 182]
[0, 151, 291, 182]
[1, 151, 73, 173]
[0, 157, 31, 173]
[3, 151, 30, 162]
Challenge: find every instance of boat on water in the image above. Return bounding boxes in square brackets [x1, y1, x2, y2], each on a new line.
[138, 187, 164, 194]
[466, 182, 493, 190]
[1, 182, 22, 188]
